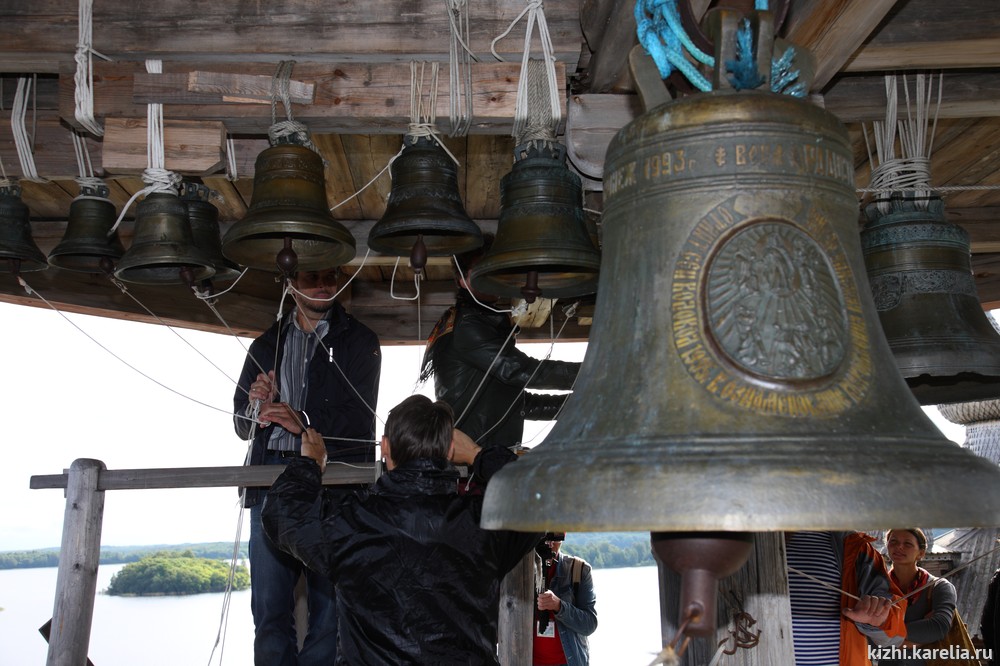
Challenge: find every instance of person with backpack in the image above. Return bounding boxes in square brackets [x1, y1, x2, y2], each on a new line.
[534, 532, 598, 666]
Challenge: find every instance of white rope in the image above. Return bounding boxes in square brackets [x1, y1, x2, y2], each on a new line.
[491, 0, 562, 139]
[866, 73, 943, 215]
[446, 0, 477, 137]
[108, 60, 181, 235]
[389, 256, 423, 301]
[74, 0, 108, 136]
[11, 77, 44, 182]
[406, 61, 463, 168]
[225, 135, 238, 181]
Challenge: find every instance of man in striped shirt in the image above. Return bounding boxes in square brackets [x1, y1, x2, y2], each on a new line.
[787, 531, 907, 665]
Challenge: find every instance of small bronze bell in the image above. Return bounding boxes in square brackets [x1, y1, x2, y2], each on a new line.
[182, 184, 240, 284]
[0, 182, 47, 274]
[368, 135, 482, 272]
[470, 142, 600, 303]
[115, 192, 215, 286]
[48, 183, 125, 274]
[862, 195, 1000, 405]
[222, 144, 356, 274]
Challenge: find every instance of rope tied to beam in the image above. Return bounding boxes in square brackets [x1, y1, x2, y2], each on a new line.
[267, 60, 321, 155]
[864, 73, 943, 216]
[491, 0, 562, 140]
[74, 0, 110, 137]
[108, 59, 182, 236]
[446, 0, 478, 137]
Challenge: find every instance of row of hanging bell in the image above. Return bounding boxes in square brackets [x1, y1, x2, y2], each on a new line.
[0, 178, 236, 286]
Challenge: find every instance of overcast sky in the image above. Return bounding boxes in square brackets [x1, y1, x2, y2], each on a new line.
[0, 291, 964, 552]
[0, 296, 588, 551]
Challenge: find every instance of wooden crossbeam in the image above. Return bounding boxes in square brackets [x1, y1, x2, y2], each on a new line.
[59, 62, 567, 135]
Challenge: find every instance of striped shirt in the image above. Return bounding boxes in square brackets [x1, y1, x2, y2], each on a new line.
[787, 531, 842, 666]
[267, 312, 329, 452]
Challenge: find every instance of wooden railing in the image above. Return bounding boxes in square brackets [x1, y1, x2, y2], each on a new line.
[30, 460, 535, 666]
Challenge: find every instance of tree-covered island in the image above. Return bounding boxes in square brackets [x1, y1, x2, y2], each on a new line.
[106, 551, 249, 596]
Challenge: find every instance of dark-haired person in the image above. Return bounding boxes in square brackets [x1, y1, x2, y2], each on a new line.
[879, 528, 957, 666]
[233, 266, 381, 666]
[420, 233, 580, 452]
[533, 532, 598, 666]
[261, 395, 540, 665]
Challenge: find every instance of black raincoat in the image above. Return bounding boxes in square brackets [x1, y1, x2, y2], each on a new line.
[261, 448, 540, 665]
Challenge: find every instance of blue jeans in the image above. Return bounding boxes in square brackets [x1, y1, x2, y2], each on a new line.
[249, 468, 338, 666]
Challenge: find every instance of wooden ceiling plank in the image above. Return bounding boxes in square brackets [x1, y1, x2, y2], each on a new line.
[825, 72, 1000, 123]
[311, 133, 365, 221]
[0, 0, 583, 72]
[846, 39, 1000, 72]
[464, 135, 513, 221]
[60, 61, 566, 135]
[783, 0, 900, 91]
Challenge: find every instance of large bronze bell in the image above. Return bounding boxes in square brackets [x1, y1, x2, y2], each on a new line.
[114, 192, 215, 285]
[222, 144, 355, 273]
[470, 142, 600, 302]
[48, 184, 125, 274]
[183, 185, 241, 283]
[0, 182, 47, 273]
[368, 135, 482, 269]
[482, 90, 1000, 536]
[861, 195, 1000, 405]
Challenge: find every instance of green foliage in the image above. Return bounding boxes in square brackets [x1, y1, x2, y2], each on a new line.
[106, 552, 249, 596]
[0, 542, 249, 570]
[560, 532, 655, 569]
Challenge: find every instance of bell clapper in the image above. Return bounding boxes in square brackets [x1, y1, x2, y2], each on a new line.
[276, 237, 299, 279]
[178, 266, 196, 289]
[98, 256, 116, 277]
[651, 531, 754, 638]
[520, 270, 541, 303]
[409, 234, 428, 276]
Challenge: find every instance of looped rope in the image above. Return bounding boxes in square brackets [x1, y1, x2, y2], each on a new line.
[446, 0, 477, 137]
[634, 0, 714, 92]
[74, 0, 109, 137]
[515, 59, 558, 144]
[491, 0, 562, 139]
[404, 61, 462, 168]
[270, 60, 297, 125]
[11, 76, 46, 183]
[108, 59, 181, 235]
[864, 73, 943, 214]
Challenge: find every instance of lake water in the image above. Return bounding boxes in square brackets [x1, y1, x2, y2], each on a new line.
[0, 563, 662, 665]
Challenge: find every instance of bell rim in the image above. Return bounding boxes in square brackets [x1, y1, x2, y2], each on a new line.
[481, 434, 1000, 532]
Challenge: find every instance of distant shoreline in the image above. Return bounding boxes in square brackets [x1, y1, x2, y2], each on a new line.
[1, 533, 657, 570]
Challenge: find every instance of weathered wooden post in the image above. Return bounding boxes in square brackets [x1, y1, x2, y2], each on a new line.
[47, 459, 106, 666]
[498, 550, 535, 666]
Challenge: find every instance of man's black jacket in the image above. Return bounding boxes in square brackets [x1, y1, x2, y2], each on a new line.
[261, 448, 540, 665]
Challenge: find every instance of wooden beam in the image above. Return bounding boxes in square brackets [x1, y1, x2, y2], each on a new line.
[783, 0, 899, 91]
[846, 39, 1000, 72]
[824, 72, 1000, 123]
[0, 0, 582, 73]
[59, 62, 567, 135]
